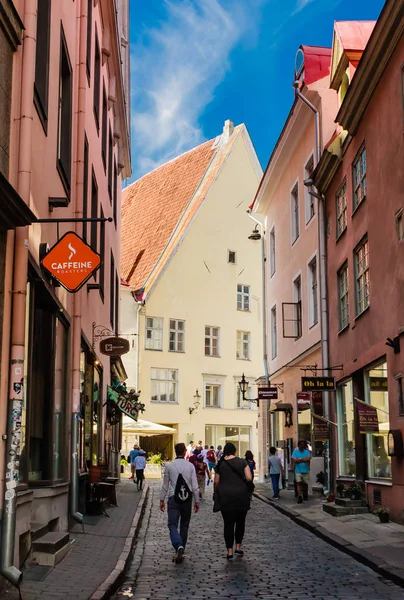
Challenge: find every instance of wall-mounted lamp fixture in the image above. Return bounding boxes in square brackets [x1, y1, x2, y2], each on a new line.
[189, 389, 201, 415]
[238, 373, 249, 403]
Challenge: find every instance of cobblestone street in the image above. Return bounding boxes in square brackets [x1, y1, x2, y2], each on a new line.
[112, 483, 404, 600]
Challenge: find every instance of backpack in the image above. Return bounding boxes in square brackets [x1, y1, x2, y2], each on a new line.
[174, 472, 192, 504]
[207, 450, 216, 463]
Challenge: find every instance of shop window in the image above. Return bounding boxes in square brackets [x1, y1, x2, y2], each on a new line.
[365, 362, 391, 479]
[82, 353, 102, 467]
[34, 0, 51, 132]
[205, 425, 251, 458]
[336, 379, 356, 477]
[57, 27, 73, 195]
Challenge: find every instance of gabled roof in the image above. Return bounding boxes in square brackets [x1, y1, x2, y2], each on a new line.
[121, 124, 243, 295]
[330, 21, 375, 90]
[299, 45, 332, 85]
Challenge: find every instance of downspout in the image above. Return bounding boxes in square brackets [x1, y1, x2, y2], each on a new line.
[134, 302, 142, 391]
[69, 0, 87, 525]
[0, 0, 37, 587]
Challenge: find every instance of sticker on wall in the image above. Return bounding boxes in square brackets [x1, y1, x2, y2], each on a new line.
[13, 382, 22, 395]
[5, 489, 15, 500]
[6, 481, 17, 490]
[14, 367, 22, 376]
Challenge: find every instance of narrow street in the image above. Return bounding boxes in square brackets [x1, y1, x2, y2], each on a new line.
[112, 483, 404, 600]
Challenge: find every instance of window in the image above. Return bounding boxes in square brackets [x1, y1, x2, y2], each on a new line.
[82, 135, 89, 242]
[352, 145, 366, 210]
[354, 237, 369, 315]
[101, 85, 107, 169]
[293, 276, 302, 338]
[57, 28, 73, 194]
[93, 31, 101, 129]
[205, 326, 219, 357]
[270, 227, 276, 276]
[90, 170, 98, 255]
[110, 252, 115, 329]
[304, 156, 315, 223]
[396, 375, 404, 416]
[237, 284, 251, 312]
[108, 126, 113, 201]
[338, 263, 349, 330]
[365, 362, 391, 479]
[151, 369, 178, 403]
[396, 209, 404, 242]
[291, 183, 300, 243]
[34, 0, 51, 131]
[236, 330, 250, 360]
[169, 319, 185, 352]
[271, 306, 277, 359]
[99, 207, 105, 299]
[205, 425, 251, 457]
[86, 0, 92, 78]
[336, 179, 347, 238]
[336, 380, 356, 477]
[113, 159, 118, 227]
[308, 257, 318, 327]
[228, 250, 236, 264]
[146, 317, 163, 351]
[204, 384, 221, 408]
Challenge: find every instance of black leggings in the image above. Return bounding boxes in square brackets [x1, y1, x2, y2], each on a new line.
[221, 509, 248, 549]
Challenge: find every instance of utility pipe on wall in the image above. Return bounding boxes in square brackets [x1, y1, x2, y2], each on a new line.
[1, 0, 37, 586]
[69, 0, 88, 525]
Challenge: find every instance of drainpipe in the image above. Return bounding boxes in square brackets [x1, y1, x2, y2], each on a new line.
[134, 303, 142, 391]
[0, 0, 38, 586]
[293, 81, 332, 489]
[247, 212, 270, 481]
[69, 0, 88, 525]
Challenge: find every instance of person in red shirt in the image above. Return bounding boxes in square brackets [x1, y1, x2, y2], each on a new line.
[195, 454, 209, 500]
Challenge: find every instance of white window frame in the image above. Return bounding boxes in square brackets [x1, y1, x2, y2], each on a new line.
[269, 226, 276, 277]
[304, 154, 315, 224]
[307, 255, 318, 328]
[270, 304, 277, 359]
[237, 284, 251, 312]
[352, 144, 366, 211]
[203, 374, 225, 408]
[205, 326, 220, 357]
[236, 330, 250, 360]
[336, 178, 347, 238]
[354, 236, 369, 316]
[145, 316, 163, 351]
[169, 319, 185, 352]
[150, 368, 178, 403]
[234, 376, 256, 410]
[338, 262, 349, 331]
[290, 181, 300, 244]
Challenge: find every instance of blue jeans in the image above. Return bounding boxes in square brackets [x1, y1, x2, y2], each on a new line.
[270, 474, 280, 497]
[167, 496, 192, 550]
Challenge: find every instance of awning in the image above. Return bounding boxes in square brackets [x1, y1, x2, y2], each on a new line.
[0, 171, 36, 230]
[122, 417, 176, 436]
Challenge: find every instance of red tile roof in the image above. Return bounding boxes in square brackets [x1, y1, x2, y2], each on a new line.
[300, 45, 332, 85]
[121, 126, 242, 294]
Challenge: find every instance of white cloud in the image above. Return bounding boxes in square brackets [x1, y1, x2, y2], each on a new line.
[294, 0, 313, 12]
[130, 0, 264, 180]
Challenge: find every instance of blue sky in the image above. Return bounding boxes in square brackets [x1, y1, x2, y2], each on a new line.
[129, 0, 384, 182]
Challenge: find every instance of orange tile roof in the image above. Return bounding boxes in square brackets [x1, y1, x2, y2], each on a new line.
[121, 126, 242, 294]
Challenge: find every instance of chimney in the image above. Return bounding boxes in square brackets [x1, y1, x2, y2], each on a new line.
[221, 119, 234, 145]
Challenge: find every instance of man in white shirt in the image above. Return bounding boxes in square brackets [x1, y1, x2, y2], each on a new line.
[134, 450, 146, 491]
[160, 442, 200, 564]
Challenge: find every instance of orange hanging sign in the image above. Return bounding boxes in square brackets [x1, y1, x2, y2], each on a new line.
[41, 231, 101, 292]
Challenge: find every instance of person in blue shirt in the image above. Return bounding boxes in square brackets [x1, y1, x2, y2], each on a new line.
[134, 450, 147, 491]
[129, 445, 140, 481]
[291, 440, 311, 504]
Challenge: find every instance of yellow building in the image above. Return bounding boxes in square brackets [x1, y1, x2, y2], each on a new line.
[120, 121, 265, 476]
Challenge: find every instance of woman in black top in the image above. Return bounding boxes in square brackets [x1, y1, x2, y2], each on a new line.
[214, 442, 253, 560]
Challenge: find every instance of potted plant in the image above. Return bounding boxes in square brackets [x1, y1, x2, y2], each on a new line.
[374, 507, 390, 523]
[336, 482, 348, 498]
[347, 483, 363, 500]
[120, 456, 128, 474]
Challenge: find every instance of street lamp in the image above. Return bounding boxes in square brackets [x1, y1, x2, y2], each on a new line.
[189, 389, 201, 415]
[238, 373, 249, 403]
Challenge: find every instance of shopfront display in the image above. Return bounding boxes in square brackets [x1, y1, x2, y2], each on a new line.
[336, 379, 356, 477]
[205, 425, 251, 457]
[364, 362, 391, 479]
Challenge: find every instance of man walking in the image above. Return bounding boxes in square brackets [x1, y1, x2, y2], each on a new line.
[134, 449, 146, 491]
[292, 440, 311, 504]
[160, 442, 200, 563]
[268, 447, 283, 499]
[129, 444, 140, 481]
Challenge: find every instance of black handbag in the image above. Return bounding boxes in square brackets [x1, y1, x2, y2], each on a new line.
[212, 485, 221, 512]
[224, 459, 255, 494]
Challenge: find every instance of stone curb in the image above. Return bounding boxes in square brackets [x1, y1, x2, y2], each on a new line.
[90, 483, 149, 600]
[254, 491, 404, 590]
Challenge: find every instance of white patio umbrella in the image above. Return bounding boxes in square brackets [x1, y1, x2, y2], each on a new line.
[122, 417, 176, 437]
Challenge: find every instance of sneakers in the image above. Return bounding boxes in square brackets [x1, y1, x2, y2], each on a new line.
[297, 495, 303, 504]
[235, 549, 244, 557]
[226, 554, 234, 561]
[175, 546, 185, 564]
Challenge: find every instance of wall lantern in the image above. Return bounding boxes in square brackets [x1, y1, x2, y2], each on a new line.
[189, 389, 201, 415]
[238, 373, 249, 403]
[388, 429, 403, 457]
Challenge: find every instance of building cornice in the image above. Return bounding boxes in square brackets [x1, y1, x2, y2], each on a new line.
[312, 146, 341, 194]
[336, 0, 404, 135]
